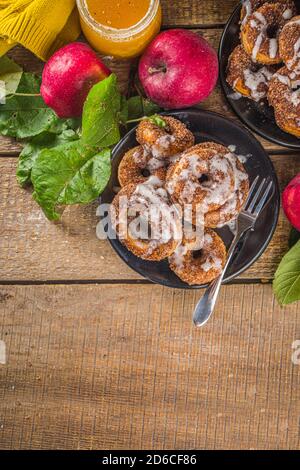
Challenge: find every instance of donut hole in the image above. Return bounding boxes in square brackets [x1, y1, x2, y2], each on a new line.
[250, 63, 261, 73]
[198, 174, 211, 187]
[141, 168, 151, 178]
[266, 24, 278, 39]
[192, 249, 203, 260]
[291, 82, 300, 92]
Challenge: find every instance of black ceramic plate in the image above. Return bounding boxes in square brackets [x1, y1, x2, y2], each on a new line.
[219, 0, 300, 149]
[101, 109, 280, 289]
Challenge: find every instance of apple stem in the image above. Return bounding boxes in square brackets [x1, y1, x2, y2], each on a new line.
[148, 66, 166, 75]
[5, 92, 41, 99]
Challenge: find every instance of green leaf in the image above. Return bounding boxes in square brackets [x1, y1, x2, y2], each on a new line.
[147, 114, 167, 128]
[0, 55, 23, 96]
[49, 117, 81, 135]
[58, 147, 111, 205]
[127, 96, 160, 120]
[273, 239, 300, 305]
[289, 227, 300, 248]
[82, 74, 121, 148]
[0, 73, 58, 138]
[31, 141, 111, 220]
[17, 128, 80, 187]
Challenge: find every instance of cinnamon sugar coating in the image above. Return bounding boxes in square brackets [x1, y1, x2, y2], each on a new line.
[241, 0, 295, 22]
[268, 65, 300, 136]
[241, 2, 296, 64]
[111, 181, 181, 261]
[166, 142, 249, 228]
[118, 146, 167, 187]
[226, 45, 276, 101]
[279, 15, 300, 71]
[168, 229, 226, 286]
[136, 116, 195, 158]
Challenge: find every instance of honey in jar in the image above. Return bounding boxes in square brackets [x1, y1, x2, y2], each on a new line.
[76, 0, 162, 59]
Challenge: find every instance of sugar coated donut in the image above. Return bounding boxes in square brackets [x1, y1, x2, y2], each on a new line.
[227, 45, 275, 101]
[118, 146, 167, 187]
[136, 116, 195, 158]
[279, 15, 300, 73]
[268, 66, 300, 137]
[241, 2, 296, 64]
[168, 229, 226, 285]
[111, 177, 182, 261]
[165, 142, 249, 228]
[241, 0, 295, 25]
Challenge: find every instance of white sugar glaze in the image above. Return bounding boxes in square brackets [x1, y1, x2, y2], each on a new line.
[274, 73, 300, 107]
[287, 37, 300, 73]
[166, 148, 248, 232]
[242, 0, 252, 26]
[243, 66, 273, 100]
[115, 175, 181, 256]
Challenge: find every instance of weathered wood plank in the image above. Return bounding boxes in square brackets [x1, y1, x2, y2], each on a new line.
[0, 284, 299, 449]
[161, 0, 238, 26]
[1, 30, 291, 155]
[0, 155, 298, 282]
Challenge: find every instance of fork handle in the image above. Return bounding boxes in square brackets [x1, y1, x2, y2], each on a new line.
[193, 233, 240, 327]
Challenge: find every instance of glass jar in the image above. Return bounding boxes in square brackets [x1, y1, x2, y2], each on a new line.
[76, 0, 162, 59]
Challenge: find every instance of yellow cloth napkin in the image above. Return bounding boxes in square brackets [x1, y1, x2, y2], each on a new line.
[0, 0, 81, 61]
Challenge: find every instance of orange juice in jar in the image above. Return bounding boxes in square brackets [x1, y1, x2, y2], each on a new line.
[76, 0, 162, 59]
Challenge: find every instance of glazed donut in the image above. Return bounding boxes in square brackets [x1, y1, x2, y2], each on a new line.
[168, 229, 226, 285]
[241, 2, 296, 64]
[241, 0, 295, 25]
[110, 177, 182, 261]
[118, 146, 167, 187]
[136, 116, 195, 158]
[165, 142, 249, 228]
[268, 66, 300, 137]
[279, 15, 300, 73]
[227, 45, 275, 101]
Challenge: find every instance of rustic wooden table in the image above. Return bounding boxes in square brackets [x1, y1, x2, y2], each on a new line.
[0, 0, 299, 450]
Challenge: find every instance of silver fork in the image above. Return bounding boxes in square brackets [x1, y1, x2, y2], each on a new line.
[193, 176, 274, 328]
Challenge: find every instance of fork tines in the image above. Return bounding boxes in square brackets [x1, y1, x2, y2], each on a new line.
[244, 176, 274, 217]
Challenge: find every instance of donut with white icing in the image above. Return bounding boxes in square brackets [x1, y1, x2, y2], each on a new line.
[136, 116, 195, 158]
[279, 15, 300, 73]
[241, 0, 296, 25]
[241, 2, 296, 64]
[165, 142, 249, 228]
[118, 146, 167, 187]
[168, 229, 226, 286]
[110, 177, 182, 261]
[227, 45, 276, 101]
[268, 65, 300, 137]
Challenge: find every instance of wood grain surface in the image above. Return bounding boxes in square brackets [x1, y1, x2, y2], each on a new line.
[0, 284, 299, 450]
[161, 0, 238, 26]
[0, 0, 299, 451]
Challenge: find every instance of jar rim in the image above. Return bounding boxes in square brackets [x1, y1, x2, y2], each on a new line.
[76, 0, 159, 39]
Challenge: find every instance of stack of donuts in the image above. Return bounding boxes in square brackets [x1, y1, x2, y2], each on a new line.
[227, 0, 300, 137]
[111, 116, 249, 285]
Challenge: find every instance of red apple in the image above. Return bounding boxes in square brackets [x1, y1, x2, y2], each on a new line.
[282, 174, 300, 231]
[41, 42, 111, 118]
[138, 29, 219, 109]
